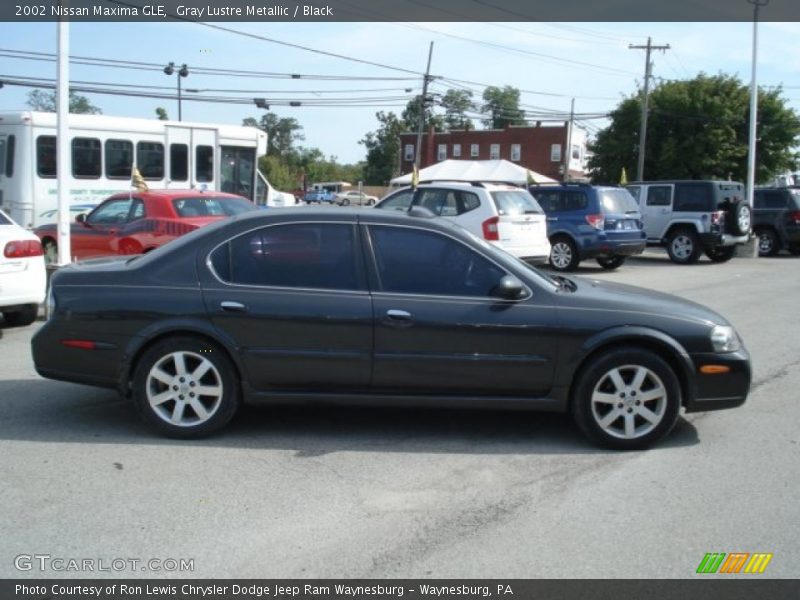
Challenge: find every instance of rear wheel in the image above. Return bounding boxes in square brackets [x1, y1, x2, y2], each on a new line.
[571, 347, 681, 450]
[756, 228, 779, 257]
[3, 304, 38, 327]
[596, 256, 626, 270]
[340, 198, 350, 206]
[549, 236, 580, 272]
[42, 238, 57, 265]
[665, 228, 701, 264]
[705, 245, 736, 263]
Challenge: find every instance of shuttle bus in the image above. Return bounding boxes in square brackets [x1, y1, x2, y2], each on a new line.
[0, 111, 293, 228]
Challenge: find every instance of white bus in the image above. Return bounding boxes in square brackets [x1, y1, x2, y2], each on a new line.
[0, 111, 294, 228]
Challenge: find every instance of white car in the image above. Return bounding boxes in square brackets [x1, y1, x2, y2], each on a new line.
[336, 190, 379, 206]
[376, 182, 551, 264]
[0, 208, 46, 326]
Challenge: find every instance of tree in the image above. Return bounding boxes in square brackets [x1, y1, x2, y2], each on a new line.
[441, 89, 475, 131]
[588, 73, 800, 184]
[481, 86, 526, 129]
[360, 111, 405, 185]
[402, 96, 444, 133]
[155, 107, 169, 120]
[26, 89, 102, 114]
[243, 113, 304, 157]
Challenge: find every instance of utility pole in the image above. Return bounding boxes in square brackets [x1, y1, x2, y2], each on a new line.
[414, 42, 434, 170]
[562, 97, 575, 182]
[629, 37, 670, 181]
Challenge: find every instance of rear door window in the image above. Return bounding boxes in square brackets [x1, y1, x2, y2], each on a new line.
[674, 183, 712, 211]
[646, 185, 672, 207]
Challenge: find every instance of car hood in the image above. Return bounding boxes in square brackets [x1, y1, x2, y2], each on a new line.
[564, 276, 729, 328]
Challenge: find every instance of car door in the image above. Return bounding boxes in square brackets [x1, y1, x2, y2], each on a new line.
[640, 184, 674, 241]
[201, 220, 373, 391]
[75, 197, 139, 259]
[364, 223, 558, 396]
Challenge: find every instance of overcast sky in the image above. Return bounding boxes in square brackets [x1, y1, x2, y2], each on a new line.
[1, 20, 799, 164]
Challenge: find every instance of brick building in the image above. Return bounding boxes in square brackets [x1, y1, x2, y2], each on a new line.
[398, 121, 588, 182]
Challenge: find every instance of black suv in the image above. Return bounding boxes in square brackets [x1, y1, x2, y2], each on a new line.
[753, 187, 800, 256]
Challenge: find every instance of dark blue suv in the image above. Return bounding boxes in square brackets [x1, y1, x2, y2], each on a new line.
[529, 184, 646, 271]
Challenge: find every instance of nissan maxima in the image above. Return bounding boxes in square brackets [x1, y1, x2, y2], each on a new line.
[32, 207, 751, 449]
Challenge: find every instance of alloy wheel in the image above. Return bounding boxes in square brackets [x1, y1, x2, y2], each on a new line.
[146, 351, 223, 427]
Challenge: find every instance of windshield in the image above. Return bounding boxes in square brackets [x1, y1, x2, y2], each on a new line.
[599, 189, 640, 214]
[490, 190, 544, 215]
[172, 196, 257, 217]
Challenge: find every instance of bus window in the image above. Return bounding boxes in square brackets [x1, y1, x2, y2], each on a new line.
[3, 135, 14, 177]
[220, 146, 255, 198]
[72, 138, 102, 178]
[170, 143, 188, 182]
[37, 136, 57, 178]
[105, 139, 133, 179]
[196, 145, 214, 182]
[137, 141, 164, 179]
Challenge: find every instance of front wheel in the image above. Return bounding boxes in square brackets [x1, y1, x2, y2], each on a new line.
[132, 337, 240, 438]
[596, 256, 626, 270]
[705, 245, 736, 263]
[571, 347, 681, 450]
[665, 229, 701, 264]
[340, 198, 350, 206]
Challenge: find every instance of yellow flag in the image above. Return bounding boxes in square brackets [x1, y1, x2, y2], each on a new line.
[132, 167, 149, 193]
[411, 164, 419, 189]
[526, 169, 537, 186]
[619, 167, 628, 186]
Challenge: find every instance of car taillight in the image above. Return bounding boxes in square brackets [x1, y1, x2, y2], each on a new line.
[791, 210, 800, 224]
[585, 214, 604, 230]
[4, 239, 43, 258]
[482, 216, 500, 241]
[710, 210, 725, 226]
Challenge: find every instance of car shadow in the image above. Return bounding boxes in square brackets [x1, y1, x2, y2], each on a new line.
[0, 379, 700, 455]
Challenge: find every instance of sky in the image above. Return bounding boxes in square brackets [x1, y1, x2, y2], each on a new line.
[1, 19, 799, 165]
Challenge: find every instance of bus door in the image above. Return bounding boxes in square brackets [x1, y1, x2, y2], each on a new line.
[191, 128, 217, 192]
[220, 145, 256, 201]
[165, 125, 191, 190]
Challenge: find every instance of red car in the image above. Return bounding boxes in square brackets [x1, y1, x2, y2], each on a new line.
[35, 190, 257, 262]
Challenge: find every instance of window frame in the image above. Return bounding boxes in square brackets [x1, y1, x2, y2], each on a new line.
[470, 143, 480, 158]
[36, 135, 57, 178]
[489, 144, 500, 160]
[104, 139, 133, 179]
[452, 143, 461, 158]
[71, 137, 102, 179]
[510, 143, 521, 162]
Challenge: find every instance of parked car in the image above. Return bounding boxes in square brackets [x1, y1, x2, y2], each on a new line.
[529, 183, 646, 271]
[303, 189, 337, 204]
[625, 180, 751, 264]
[34, 190, 257, 263]
[752, 187, 800, 256]
[0, 208, 45, 326]
[376, 182, 551, 265]
[32, 207, 751, 449]
[336, 190, 378, 206]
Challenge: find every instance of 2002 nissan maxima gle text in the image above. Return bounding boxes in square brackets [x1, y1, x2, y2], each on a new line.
[31, 207, 751, 449]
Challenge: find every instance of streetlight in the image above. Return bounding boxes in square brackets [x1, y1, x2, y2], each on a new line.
[163, 62, 189, 121]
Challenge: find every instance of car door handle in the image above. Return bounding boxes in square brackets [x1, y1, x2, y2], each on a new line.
[220, 301, 247, 313]
[385, 309, 413, 327]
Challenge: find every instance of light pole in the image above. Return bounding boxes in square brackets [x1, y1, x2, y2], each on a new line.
[164, 62, 189, 121]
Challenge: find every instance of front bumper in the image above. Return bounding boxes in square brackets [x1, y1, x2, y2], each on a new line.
[684, 348, 751, 413]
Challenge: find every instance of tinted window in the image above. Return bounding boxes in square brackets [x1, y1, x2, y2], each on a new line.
[377, 190, 414, 211]
[462, 192, 480, 212]
[674, 183, 712, 211]
[196, 145, 214, 182]
[212, 223, 359, 291]
[4, 134, 14, 177]
[646, 185, 671, 207]
[370, 226, 506, 297]
[599, 189, 639, 214]
[37, 136, 57, 178]
[105, 139, 133, 178]
[755, 191, 788, 210]
[530, 190, 561, 213]
[72, 138, 101, 178]
[172, 196, 256, 217]
[491, 190, 543, 215]
[561, 191, 588, 212]
[137, 142, 164, 179]
[170, 144, 188, 182]
[87, 199, 137, 225]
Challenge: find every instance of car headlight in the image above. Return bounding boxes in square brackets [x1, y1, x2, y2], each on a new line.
[710, 325, 741, 353]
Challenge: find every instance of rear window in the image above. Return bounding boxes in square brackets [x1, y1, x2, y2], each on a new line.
[172, 196, 257, 217]
[674, 183, 713, 212]
[490, 190, 543, 215]
[599, 189, 639, 214]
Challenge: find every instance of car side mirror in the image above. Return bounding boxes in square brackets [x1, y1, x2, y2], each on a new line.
[76, 213, 87, 224]
[491, 275, 527, 300]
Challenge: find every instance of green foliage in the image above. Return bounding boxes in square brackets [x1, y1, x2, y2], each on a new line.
[155, 107, 169, 121]
[481, 86, 526, 129]
[588, 73, 800, 184]
[26, 89, 102, 114]
[440, 89, 475, 131]
[402, 96, 444, 133]
[360, 111, 406, 185]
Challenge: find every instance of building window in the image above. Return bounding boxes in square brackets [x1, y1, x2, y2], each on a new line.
[510, 144, 521, 161]
[404, 144, 414, 162]
[437, 144, 447, 161]
[453, 144, 461, 158]
[490, 144, 500, 160]
[571, 145, 581, 160]
[550, 144, 562, 162]
[470, 144, 479, 157]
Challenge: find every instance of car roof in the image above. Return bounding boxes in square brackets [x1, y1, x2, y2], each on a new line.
[106, 189, 249, 201]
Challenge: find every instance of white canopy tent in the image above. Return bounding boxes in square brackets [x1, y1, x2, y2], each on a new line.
[390, 159, 556, 187]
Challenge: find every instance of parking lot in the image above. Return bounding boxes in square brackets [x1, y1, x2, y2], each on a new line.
[1, 249, 798, 579]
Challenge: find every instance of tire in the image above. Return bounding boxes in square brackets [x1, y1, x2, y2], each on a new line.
[705, 245, 736, 263]
[596, 256, 626, 270]
[665, 228, 701, 264]
[42, 238, 57, 266]
[340, 198, 350, 206]
[549, 236, 580, 272]
[571, 347, 681, 450]
[132, 336, 240, 438]
[3, 304, 38, 327]
[729, 201, 752, 236]
[756, 228, 779, 257]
